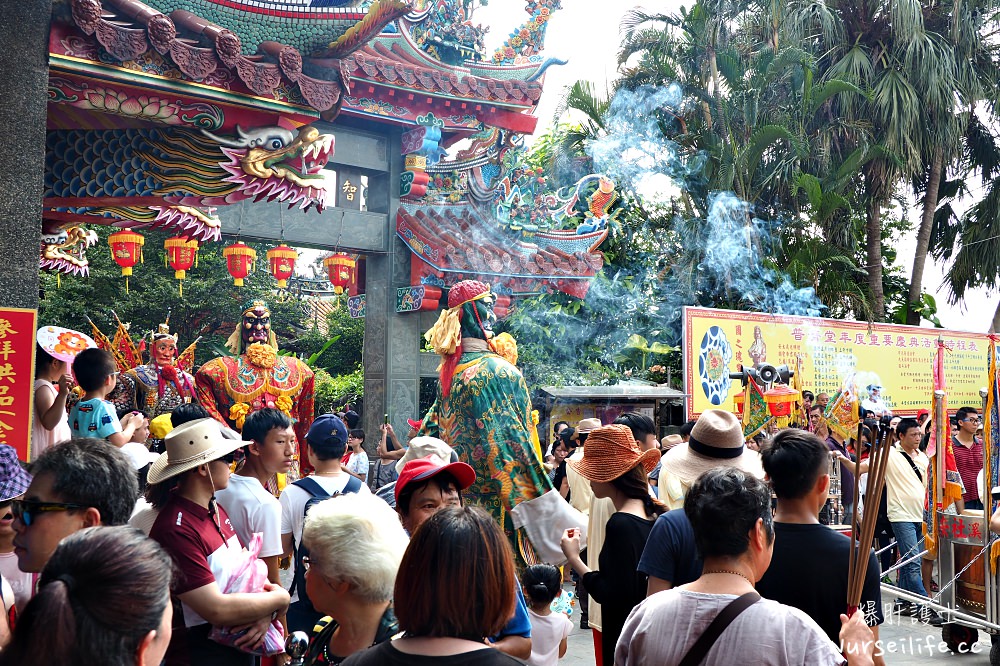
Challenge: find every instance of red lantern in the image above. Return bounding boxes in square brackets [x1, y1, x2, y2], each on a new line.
[108, 229, 144, 293]
[323, 253, 356, 295]
[164, 236, 198, 296]
[733, 391, 746, 417]
[764, 384, 800, 427]
[266, 245, 298, 288]
[223, 242, 257, 287]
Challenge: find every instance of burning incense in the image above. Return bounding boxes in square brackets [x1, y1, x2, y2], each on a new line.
[847, 422, 895, 612]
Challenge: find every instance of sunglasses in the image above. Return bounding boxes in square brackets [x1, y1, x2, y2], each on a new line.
[12, 499, 89, 526]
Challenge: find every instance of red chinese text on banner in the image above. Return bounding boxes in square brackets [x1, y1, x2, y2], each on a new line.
[0, 309, 39, 461]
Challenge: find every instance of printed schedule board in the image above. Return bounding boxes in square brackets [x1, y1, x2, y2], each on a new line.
[683, 306, 989, 420]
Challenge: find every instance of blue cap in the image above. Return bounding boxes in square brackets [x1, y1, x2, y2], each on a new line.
[306, 414, 348, 453]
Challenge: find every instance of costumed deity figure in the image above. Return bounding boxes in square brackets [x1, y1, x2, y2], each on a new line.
[195, 299, 315, 474]
[420, 280, 553, 562]
[118, 321, 197, 420]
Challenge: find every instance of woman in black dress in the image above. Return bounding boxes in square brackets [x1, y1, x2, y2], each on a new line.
[559, 424, 665, 666]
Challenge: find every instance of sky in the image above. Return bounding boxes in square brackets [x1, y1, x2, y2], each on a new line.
[471, 0, 999, 332]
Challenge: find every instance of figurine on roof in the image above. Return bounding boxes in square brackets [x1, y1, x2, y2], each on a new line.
[118, 318, 198, 423]
[195, 299, 315, 472]
[419, 279, 553, 564]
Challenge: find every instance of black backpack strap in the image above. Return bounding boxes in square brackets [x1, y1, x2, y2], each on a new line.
[678, 592, 760, 666]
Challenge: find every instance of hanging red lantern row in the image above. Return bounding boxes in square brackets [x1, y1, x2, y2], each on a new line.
[108, 229, 144, 293]
[266, 245, 298, 288]
[223, 242, 257, 287]
[323, 253, 356, 294]
[164, 236, 199, 296]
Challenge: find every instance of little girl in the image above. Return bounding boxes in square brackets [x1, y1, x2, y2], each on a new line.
[522, 564, 573, 666]
[32, 345, 71, 461]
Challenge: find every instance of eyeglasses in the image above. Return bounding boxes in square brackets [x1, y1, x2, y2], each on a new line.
[964, 417, 982, 423]
[12, 499, 89, 526]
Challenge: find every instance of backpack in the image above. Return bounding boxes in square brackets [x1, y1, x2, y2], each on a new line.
[289, 475, 363, 610]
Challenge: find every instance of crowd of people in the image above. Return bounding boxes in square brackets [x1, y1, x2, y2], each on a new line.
[4, 338, 989, 665]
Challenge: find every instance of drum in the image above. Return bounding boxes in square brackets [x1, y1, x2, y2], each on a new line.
[954, 542, 986, 613]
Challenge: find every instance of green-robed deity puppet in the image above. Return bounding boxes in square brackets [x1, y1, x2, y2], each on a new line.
[419, 280, 553, 562]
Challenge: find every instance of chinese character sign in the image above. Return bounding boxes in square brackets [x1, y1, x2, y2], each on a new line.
[0, 309, 37, 460]
[684, 306, 988, 419]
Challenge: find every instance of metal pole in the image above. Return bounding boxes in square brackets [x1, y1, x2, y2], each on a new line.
[881, 584, 1000, 632]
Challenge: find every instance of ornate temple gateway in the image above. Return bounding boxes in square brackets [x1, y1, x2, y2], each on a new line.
[38, 0, 612, 438]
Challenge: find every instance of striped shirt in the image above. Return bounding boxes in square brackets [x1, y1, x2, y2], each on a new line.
[952, 436, 984, 503]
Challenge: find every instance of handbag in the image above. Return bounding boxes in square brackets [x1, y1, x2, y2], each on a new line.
[677, 592, 761, 666]
[509, 489, 588, 565]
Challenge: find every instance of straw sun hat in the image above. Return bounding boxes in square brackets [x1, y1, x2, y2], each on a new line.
[146, 418, 248, 485]
[660, 409, 764, 485]
[568, 424, 660, 483]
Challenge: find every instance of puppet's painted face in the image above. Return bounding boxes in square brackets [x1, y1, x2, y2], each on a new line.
[243, 306, 271, 345]
[152, 337, 177, 366]
[460, 295, 496, 341]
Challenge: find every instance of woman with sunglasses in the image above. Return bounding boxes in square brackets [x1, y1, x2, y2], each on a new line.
[146, 418, 289, 666]
[0, 526, 173, 666]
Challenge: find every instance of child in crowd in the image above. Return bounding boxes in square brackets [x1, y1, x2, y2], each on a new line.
[68, 349, 144, 447]
[345, 428, 369, 484]
[31, 345, 71, 461]
[128, 410, 151, 444]
[522, 564, 572, 666]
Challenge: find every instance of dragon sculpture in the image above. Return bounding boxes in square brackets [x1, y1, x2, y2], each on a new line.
[42, 124, 334, 273]
[40, 225, 100, 276]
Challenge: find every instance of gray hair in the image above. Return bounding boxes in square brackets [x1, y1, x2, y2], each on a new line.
[303, 492, 409, 604]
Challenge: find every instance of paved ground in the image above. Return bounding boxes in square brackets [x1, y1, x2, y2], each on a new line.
[560, 586, 999, 665]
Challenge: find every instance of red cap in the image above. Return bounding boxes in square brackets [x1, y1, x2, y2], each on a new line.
[395, 455, 476, 506]
[407, 418, 423, 430]
[917, 409, 930, 419]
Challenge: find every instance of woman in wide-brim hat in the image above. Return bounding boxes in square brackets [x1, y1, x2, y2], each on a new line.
[559, 424, 666, 666]
[658, 409, 764, 509]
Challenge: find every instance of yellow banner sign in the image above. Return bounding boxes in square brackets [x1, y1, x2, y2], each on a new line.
[683, 307, 989, 419]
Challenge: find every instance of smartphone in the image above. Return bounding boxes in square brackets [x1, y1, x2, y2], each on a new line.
[384, 413, 389, 424]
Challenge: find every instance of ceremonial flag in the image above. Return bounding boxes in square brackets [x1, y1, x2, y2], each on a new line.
[986, 336, 1000, 570]
[793, 353, 806, 426]
[825, 383, 859, 440]
[177, 336, 201, 373]
[924, 338, 964, 559]
[111, 314, 140, 371]
[742, 376, 771, 438]
[86, 316, 129, 373]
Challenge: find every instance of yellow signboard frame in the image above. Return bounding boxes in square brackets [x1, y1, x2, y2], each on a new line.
[683, 306, 988, 420]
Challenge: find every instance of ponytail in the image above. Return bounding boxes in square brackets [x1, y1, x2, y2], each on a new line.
[612, 465, 668, 517]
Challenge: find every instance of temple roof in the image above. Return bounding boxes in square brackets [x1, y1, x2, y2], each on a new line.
[396, 203, 604, 297]
[53, 0, 547, 133]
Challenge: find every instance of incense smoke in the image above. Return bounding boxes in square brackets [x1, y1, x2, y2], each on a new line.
[504, 84, 825, 385]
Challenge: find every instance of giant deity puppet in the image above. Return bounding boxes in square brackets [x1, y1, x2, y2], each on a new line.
[118, 321, 198, 419]
[195, 299, 315, 471]
[420, 280, 553, 561]
[86, 314, 198, 420]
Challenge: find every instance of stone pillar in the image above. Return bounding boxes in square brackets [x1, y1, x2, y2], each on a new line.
[362, 130, 422, 452]
[0, 0, 50, 309]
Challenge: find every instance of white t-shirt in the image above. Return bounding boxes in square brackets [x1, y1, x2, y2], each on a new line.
[216, 474, 284, 558]
[0, 551, 34, 612]
[616, 589, 846, 666]
[129, 497, 159, 536]
[885, 446, 929, 523]
[279, 472, 370, 602]
[345, 450, 370, 479]
[526, 609, 572, 666]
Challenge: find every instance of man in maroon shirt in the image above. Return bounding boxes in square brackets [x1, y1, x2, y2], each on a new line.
[953, 407, 984, 510]
[147, 418, 290, 666]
